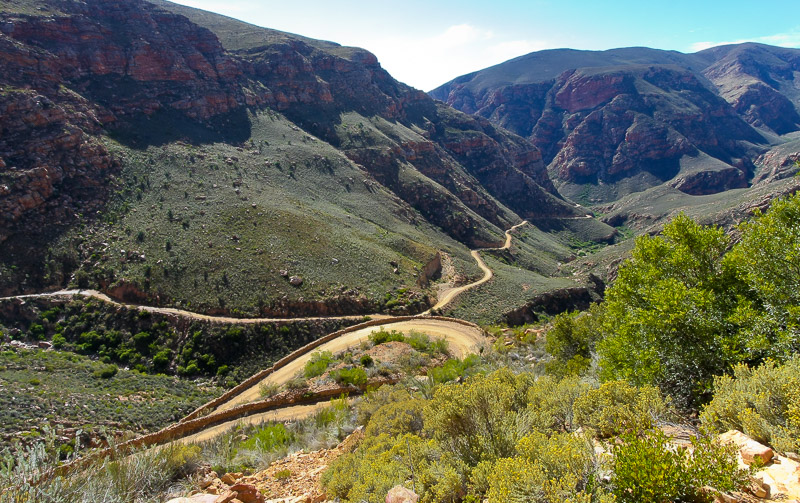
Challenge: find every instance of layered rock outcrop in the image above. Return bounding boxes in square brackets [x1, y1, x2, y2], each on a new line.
[432, 44, 800, 203]
[0, 0, 579, 258]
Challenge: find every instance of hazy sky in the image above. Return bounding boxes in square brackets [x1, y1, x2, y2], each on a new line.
[171, 0, 800, 91]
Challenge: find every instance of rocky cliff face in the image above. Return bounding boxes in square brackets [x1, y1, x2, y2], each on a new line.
[0, 0, 252, 248]
[431, 44, 800, 203]
[0, 0, 582, 255]
[0, 0, 601, 310]
[701, 44, 800, 135]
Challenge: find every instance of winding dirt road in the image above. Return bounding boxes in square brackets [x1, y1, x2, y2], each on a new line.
[0, 289, 386, 324]
[215, 318, 486, 413]
[2, 221, 528, 446]
[422, 220, 527, 314]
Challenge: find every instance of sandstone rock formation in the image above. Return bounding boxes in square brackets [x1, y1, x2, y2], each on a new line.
[431, 44, 800, 204]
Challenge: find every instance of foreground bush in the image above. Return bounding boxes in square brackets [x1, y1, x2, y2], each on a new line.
[330, 367, 368, 386]
[701, 357, 800, 453]
[573, 381, 667, 438]
[611, 429, 748, 503]
[0, 436, 201, 503]
[545, 304, 604, 378]
[304, 351, 334, 378]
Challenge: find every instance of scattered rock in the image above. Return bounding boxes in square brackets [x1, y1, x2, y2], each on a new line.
[748, 476, 770, 498]
[719, 430, 774, 465]
[220, 472, 243, 485]
[279, 270, 289, 277]
[385, 485, 418, 503]
[289, 276, 303, 287]
[165, 495, 219, 503]
[229, 483, 265, 503]
[214, 491, 238, 503]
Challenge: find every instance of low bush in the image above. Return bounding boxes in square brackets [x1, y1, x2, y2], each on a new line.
[611, 428, 748, 503]
[364, 398, 426, 437]
[427, 354, 480, 384]
[304, 351, 334, 378]
[406, 331, 448, 355]
[1, 434, 203, 503]
[368, 329, 405, 345]
[330, 367, 368, 386]
[572, 381, 667, 438]
[93, 363, 118, 379]
[525, 375, 590, 433]
[240, 423, 293, 452]
[701, 357, 800, 453]
[359, 354, 373, 367]
[545, 304, 604, 378]
[259, 382, 281, 398]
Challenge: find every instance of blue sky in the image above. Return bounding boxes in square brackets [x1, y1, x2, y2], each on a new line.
[171, 0, 800, 91]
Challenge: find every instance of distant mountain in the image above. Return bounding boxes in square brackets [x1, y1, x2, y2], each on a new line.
[0, 0, 611, 317]
[431, 44, 800, 204]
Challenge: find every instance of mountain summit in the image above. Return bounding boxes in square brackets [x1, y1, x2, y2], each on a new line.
[0, 0, 609, 318]
[431, 44, 800, 204]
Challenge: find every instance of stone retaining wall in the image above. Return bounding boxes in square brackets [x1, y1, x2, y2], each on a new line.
[50, 316, 482, 481]
[182, 315, 481, 421]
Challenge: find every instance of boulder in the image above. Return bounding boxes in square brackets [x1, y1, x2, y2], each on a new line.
[719, 430, 774, 465]
[385, 485, 419, 503]
[165, 495, 218, 503]
[229, 484, 265, 503]
[220, 472, 243, 485]
[289, 276, 303, 286]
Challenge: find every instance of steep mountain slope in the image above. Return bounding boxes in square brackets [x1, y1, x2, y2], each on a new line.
[431, 44, 800, 204]
[0, 0, 609, 317]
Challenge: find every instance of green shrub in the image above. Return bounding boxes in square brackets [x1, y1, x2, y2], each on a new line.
[239, 423, 293, 452]
[274, 469, 292, 480]
[359, 354, 373, 367]
[51, 333, 66, 349]
[28, 324, 45, 340]
[322, 433, 429, 502]
[524, 375, 591, 433]
[427, 354, 480, 384]
[365, 399, 426, 437]
[286, 377, 308, 390]
[331, 367, 368, 386]
[515, 431, 595, 482]
[153, 349, 171, 371]
[596, 215, 746, 408]
[356, 386, 415, 426]
[572, 381, 667, 438]
[486, 455, 610, 503]
[424, 369, 521, 464]
[304, 351, 334, 378]
[611, 428, 748, 503]
[406, 331, 448, 355]
[701, 357, 800, 453]
[259, 382, 280, 398]
[368, 329, 405, 345]
[93, 364, 118, 379]
[545, 304, 603, 377]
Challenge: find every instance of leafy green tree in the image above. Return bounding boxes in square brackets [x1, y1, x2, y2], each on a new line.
[597, 214, 746, 407]
[727, 192, 800, 357]
[545, 304, 604, 377]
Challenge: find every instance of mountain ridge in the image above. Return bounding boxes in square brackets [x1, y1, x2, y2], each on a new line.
[0, 0, 609, 319]
[431, 43, 800, 206]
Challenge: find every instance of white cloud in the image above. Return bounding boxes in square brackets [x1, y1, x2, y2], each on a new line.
[364, 24, 550, 91]
[432, 24, 494, 48]
[169, 0, 256, 14]
[690, 30, 800, 52]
